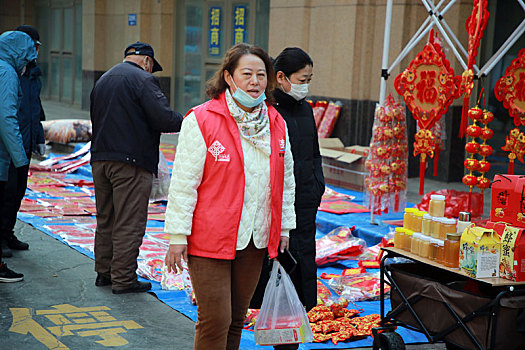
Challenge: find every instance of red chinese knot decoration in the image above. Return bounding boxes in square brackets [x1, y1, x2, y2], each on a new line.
[495, 48, 525, 127]
[466, 0, 489, 69]
[501, 128, 525, 175]
[365, 95, 408, 215]
[495, 48, 525, 174]
[459, 0, 489, 139]
[394, 31, 460, 194]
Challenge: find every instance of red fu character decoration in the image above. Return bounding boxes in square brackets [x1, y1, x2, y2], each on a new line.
[395, 30, 460, 194]
[495, 48, 525, 174]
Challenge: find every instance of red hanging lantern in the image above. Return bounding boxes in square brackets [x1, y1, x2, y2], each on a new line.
[475, 109, 493, 192]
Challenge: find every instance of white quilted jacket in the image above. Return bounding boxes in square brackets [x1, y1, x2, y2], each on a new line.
[164, 111, 296, 251]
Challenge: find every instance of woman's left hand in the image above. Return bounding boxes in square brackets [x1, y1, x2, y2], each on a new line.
[279, 236, 289, 253]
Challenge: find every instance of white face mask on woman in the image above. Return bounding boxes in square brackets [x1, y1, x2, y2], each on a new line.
[285, 76, 309, 101]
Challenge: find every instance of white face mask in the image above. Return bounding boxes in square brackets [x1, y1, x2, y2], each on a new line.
[285, 76, 309, 101]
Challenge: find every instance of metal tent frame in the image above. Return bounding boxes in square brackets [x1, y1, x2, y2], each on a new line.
[379, 0, 525, 104]
[370, 0, 525, 223]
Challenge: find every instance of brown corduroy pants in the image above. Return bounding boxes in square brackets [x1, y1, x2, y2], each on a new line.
[92, 161, 152, 290]
[188, 241, 266, 350]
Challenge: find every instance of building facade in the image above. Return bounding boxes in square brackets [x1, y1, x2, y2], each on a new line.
[1, 0, 523, 180]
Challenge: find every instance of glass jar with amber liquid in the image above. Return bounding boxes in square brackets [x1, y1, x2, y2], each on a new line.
[444, 233, 461, 268]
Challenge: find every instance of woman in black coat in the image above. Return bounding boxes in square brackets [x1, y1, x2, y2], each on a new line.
[251, 47, 324, 350]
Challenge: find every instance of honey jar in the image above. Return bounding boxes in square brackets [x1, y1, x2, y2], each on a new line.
[429, 194, 446, 217]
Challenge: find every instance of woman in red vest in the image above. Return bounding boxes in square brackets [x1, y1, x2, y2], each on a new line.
[164, 43, 296, 350]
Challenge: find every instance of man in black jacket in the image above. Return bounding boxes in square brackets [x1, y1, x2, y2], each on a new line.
[90, 42, 183, 294]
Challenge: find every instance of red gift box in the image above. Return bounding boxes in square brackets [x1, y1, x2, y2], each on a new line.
[490, 175, 525, 228]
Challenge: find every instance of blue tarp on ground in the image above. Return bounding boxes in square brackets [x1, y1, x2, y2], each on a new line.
[18, 152, 427, 349]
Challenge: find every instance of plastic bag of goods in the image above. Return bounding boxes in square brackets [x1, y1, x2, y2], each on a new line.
[150, 150, 171, 202]
[254, 261, 313, 346]
[42, 119, 92, 143]
[327, 271, 390, 302]
[315, 226, 366, 265]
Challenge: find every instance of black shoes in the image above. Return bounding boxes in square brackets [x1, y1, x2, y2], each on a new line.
[95, 274, 111, 286]
[112, 281, 151, 294]
[0, 262, 24, 282]
[1, 237, 29, 256]
[1, 240, 13, 257]
[8, 237, 29, 250]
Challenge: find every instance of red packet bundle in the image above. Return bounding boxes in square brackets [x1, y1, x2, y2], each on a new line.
[308, 304, 380, 345]
[318, 101, 343, 138]
[328, 272, 390, 302]
[313, 100, 328, 127]
[315, 226, 366, 265]
[137, 258, 164, 282]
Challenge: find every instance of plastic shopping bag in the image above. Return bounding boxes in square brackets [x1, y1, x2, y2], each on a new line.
[150, 150, 170, 202]
[254, 261, 313, 346]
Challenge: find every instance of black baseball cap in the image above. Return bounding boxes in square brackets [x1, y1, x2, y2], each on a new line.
[124, 41, 162, 72]
[16, 25, 41, 45]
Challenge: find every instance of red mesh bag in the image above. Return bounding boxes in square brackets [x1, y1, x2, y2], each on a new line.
[416, 189, 483, 218]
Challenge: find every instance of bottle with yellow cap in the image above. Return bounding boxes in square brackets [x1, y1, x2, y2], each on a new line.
[394, 227, 405, 249]
[403, 208, 416, 231]
[413, 211, 424, 233]
[404, 230, 413, 251]
[422, 213, 433, 236]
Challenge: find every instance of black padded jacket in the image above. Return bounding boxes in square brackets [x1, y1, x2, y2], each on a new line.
[90, 61, 182, 174]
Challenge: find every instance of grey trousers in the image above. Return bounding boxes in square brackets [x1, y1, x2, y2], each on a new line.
[92, 161, 152, 290]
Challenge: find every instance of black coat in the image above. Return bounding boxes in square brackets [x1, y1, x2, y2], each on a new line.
[275, 88, 325, 209]
[251, 89, 325, 311]
[18, 61, 45, 154]
[90, 62, 183, 174]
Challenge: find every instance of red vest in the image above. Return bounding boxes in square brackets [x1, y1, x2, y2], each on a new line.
[187, 92, 286, 259]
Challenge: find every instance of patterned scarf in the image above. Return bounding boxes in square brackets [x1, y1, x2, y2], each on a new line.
[225, 88, 271, 155]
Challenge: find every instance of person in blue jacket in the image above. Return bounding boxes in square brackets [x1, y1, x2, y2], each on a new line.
[0, 30, 37, 282]
[0, 25, 46, 257]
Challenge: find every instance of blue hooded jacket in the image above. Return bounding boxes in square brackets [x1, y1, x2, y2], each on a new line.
[0, 31, 37, 181]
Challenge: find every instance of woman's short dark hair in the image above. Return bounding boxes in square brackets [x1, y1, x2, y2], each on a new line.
[273, 47, 313, 77]
[206, 43, 276, 103]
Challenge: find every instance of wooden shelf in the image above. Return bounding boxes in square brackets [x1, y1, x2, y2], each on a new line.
[382, 247, 525, 287]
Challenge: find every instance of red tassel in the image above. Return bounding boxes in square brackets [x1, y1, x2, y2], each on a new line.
[459, 97, 469, 139]
[480, 193, 484, 217]
[394, 191, 399, 212]
[468, 188, 472, 213]
[419, 156, 426, 195]
[509, 159, 515, 175]
[433, 148, 439, 177]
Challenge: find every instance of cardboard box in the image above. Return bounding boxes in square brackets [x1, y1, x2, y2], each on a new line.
[484, 221, 507, 238]
[499, 225, 525, 282]
[459, 226, 501, 278]
[490, 174, 525, 228]
[319, 138, 369, 192]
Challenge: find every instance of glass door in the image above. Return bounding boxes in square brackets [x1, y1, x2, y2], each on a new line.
[174, 0, 266, 114]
